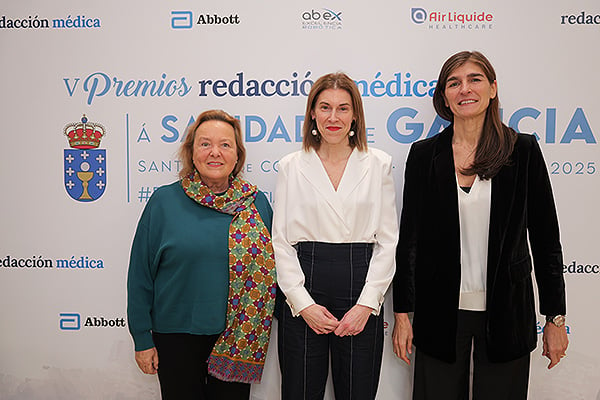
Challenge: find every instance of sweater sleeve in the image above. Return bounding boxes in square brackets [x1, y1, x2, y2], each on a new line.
[127, 201, 158, 351]
[525, 136, 566, 316]
[393, 144, 419, 313]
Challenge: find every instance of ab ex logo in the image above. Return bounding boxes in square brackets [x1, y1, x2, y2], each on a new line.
[59, 313, 126, 330]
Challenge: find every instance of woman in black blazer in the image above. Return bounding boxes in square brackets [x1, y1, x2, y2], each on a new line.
[392, 51, 568, 400]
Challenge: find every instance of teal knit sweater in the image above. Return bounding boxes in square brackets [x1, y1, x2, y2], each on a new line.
[127, 181, 273, 351]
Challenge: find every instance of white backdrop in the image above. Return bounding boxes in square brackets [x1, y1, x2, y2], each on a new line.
[1, 1, 599, 399]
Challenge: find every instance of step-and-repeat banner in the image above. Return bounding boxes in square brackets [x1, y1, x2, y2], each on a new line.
[1, 1, 599, 399]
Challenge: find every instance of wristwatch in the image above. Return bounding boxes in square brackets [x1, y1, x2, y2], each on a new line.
[546, 315, 566, 328]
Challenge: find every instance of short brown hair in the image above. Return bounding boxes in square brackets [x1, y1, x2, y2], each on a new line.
[178, 109, 246, 179]
[302, 72, 367, 152]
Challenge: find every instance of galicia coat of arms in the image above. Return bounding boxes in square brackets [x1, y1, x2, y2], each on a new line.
[63, 115, 107, 202]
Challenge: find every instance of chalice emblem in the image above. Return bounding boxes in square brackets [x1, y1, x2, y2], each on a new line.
[76, 161, 94, 200]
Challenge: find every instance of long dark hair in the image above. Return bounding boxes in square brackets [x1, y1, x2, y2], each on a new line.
[433, 51, 517, 179]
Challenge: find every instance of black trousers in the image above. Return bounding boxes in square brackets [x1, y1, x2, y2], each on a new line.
[413, 310, 530, 400]
[278, 242, 384, 400]
[152, 332, 250, 400]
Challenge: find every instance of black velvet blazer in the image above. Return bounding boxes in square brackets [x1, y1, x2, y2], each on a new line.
[393, 126, 566, 363]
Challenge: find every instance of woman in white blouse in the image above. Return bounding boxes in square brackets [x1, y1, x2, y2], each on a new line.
[272, 72, 399, 400]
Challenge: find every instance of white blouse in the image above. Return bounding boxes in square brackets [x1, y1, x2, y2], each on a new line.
[272, 147, 399, 316]
[457, 174, 492, 311]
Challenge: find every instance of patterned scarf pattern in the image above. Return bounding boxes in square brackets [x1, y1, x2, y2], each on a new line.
[181, 171, 277, 383]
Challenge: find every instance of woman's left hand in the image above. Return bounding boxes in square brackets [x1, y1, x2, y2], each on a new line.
[334, 304, 373, 337]
[542, 321, 569, 369]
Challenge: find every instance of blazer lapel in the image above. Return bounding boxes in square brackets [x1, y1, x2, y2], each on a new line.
[433, 128, 459, 216]
[336, 148, 369, 199]
[298, 149, 350, 229]
[432, 127, 461, 269]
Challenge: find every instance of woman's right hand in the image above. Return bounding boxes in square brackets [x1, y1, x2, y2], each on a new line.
[392, 312, 413, 365]
[299, 304, 340, 334]
[135, 347, 159, 374]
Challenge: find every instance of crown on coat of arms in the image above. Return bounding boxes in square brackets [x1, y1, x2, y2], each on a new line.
[64, 114, 106, 149]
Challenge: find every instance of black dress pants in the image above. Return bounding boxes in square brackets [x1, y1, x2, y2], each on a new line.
[413, 310, 530, 400]
[278, 242, 384, 400]
[152, 332, 251, 400]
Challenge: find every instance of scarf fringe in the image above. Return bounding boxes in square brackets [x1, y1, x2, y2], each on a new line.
[207, 354, 265, 384]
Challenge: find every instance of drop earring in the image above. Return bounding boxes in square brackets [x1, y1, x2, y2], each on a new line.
[312, 119, 319, 137]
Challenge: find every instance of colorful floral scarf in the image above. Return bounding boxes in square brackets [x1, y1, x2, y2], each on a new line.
[181, 170, 277, 383]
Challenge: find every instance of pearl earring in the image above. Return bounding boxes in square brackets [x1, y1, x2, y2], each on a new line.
[312, 129, 317, 136]
[349, 130, 355, 137]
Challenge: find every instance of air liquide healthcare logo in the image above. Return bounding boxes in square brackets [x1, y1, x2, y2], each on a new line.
[63, 115, 107, 202]
[411, 7, 494, 30]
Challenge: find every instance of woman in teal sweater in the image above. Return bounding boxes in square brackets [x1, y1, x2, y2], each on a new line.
[127, 109, 276, 400]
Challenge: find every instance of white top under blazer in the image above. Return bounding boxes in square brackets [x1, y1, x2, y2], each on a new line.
[457, 174, 492, 311]
[272, 147, 399, 316]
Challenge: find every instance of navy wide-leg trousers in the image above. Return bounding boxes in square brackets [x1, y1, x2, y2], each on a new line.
[278, 242, 384, 400]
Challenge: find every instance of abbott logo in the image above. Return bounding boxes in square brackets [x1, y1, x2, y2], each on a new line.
[171, 11, 193, 29]
[59, 313, 81, 330]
